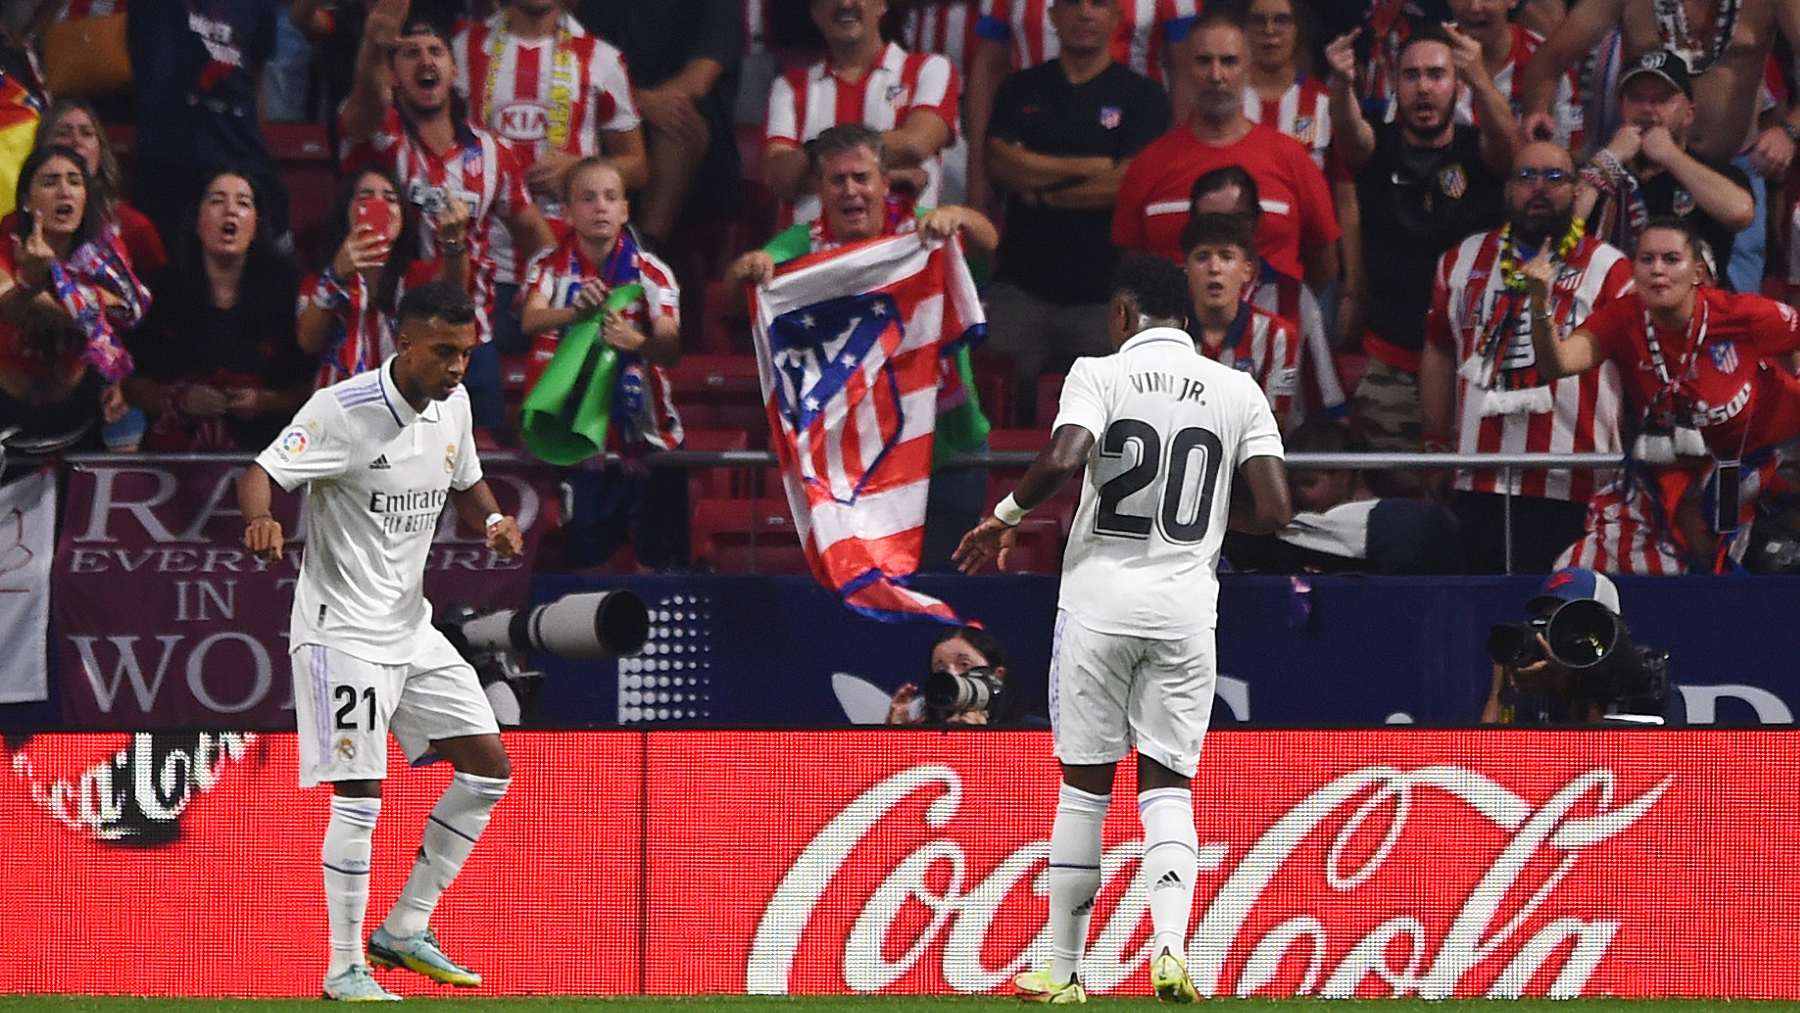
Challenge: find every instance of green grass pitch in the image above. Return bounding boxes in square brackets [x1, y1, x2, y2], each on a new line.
[2, 998, 1797, 1011]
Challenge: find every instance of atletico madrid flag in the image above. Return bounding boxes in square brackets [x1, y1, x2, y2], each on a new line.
[749, 233, 986, 623]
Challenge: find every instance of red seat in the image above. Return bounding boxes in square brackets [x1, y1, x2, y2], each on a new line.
[1001, 516, 1064, 574]
[969, 347, 1016, 428]
[690, 498, 810, 574]
[669, 354, 768, 440]
[681, 428, 752, 499]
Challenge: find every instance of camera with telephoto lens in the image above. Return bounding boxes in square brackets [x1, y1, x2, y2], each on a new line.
[438, 591, 651, 724]
[923, 665, 1004, 721]
[1488, 599, 1669, 717]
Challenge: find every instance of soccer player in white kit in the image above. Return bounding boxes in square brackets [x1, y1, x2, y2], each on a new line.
[237, 281, 525, 1002]
[956, 253, 1292, 1004]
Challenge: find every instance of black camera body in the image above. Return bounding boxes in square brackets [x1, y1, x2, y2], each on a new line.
[923, 665, 1003, 722]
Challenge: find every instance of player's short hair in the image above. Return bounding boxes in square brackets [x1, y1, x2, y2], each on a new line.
[397, 280, 476, 328]
[1188, 165, 1261, 221]
[930, 625, 1008, 674]
[1181, 211, 1257, 259]
[1635, 215, 1703, 259]
[1111, 252, 1192, 323]
[1396, 24, 1454, 65]
[807, 123, 887, 177]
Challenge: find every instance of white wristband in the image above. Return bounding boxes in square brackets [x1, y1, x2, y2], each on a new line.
[992, 494, 1026, 527]
[483, 512, 505, 531]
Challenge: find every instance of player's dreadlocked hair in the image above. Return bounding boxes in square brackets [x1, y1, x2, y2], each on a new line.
[1111, 252, 1191, 326]
[397, 280, 476, 327]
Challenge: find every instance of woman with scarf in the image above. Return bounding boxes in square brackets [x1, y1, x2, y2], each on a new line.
[124, 170, 311, 452]
[35, 98, 166, 278]
[297, 166, 470, 388]
[520, 157, 685, 569]
[0, 145, 147, 467]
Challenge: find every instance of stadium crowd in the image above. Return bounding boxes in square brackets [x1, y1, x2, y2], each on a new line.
[4, 0, 1800, 578]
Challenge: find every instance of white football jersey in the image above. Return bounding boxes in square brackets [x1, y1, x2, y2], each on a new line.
[1053, 326, 1284, 637]
[256, 360, 483, 664]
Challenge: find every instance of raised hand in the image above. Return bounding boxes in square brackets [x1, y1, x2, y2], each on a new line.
[364, 0, 409, 50]
[1638, 125, 1681, 167]
[1519, 237, 1557, 295]
[1441, 23, 1488, 84]
[13, 218, 54, 290]
[334, 227, 390, 276]
[1324, 28, 1359, 82]
[432, 194, 471, 247]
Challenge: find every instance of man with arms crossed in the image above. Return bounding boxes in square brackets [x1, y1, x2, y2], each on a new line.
[238, 281, 525, 1001]
[955, 254, 1291, 1003]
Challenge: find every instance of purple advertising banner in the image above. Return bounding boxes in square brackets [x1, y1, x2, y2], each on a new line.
[54, 458, 559, 729]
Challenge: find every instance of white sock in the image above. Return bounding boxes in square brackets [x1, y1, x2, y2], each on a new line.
[1139, 787, 1198, 960]
[383, 772, 509, 938]
[322, 795, 381, 978]
[1048, 783, 1109, 985]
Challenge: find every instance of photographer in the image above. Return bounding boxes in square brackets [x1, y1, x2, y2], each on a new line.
[1481, 567, 1674, 726]
[887, 626, 1016, 727]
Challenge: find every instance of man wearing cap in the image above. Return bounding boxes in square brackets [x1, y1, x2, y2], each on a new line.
[1481, 566, 1635, 724]
[1576, 51, 1753, 283]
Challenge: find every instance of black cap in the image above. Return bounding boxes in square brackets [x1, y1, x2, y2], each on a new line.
[1618, 50, 1693, 100]
[396, 13, 455, 44]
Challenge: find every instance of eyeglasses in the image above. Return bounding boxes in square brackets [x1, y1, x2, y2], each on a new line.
[1511, 167, 1574, 186]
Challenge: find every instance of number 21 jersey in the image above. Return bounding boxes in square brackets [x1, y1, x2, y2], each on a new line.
[1053, 326, 1284, 636]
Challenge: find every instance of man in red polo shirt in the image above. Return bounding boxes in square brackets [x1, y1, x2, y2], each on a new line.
[1112, 6, 1339, 289]
[1531, 216, 1800, 573]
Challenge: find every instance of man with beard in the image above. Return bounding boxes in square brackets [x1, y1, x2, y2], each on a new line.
[1113, 6, 1339, 290]
[763, 0, 959, 229]
[341, 2, 556, 436]
[1532, 216, 1800, 573]
[1421, 141, 1635, 572]
[1518, 0, 1800, 168]
[1328, 23, 1513, 465]
[1576, 51, 1753, 285]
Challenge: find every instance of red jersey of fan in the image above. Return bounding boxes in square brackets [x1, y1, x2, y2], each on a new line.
[975, 0, 1198, 84]
[1580, 287, 1800, 458]
[1112, 121, 1339, 280]
[1426, 230, 1634, 502]
[764, 42, 959, 228]
[339, 109, 532, 343]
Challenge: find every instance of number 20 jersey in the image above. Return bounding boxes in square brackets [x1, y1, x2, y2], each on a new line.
[1052, 326, 1285, 637]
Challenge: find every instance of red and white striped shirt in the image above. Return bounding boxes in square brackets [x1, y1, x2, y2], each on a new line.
[764, 42, 960, 228]
[1246, 263, 1346, 426]
[1426, 230, 1633, 503]
[453, 12, 637, 285]
[1375, 24, 1584, 152]
[1242, 75, 1333, 171]
[340, 109, 531, 344]
[522, 231, 683, 450]
[976, 0, 1197, 85]
[903, 1, 985, 77]
[1197, 303, 1304, 431]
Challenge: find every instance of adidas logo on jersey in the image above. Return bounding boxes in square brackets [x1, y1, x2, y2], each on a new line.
[369, 455, 391, 470]
[1152, 869, 1183, 891]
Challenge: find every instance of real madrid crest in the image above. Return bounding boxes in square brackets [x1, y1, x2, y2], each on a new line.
[1438, 164, 1468, 199]
[445, 442, 457, 473]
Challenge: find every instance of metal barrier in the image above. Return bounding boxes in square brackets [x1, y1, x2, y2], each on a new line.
[48, 449, 1622, 575]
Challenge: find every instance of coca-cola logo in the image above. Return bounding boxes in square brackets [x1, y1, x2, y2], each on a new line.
[748, 763, 1671, 998]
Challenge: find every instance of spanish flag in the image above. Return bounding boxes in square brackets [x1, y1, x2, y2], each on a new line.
[0, 70, 43, 217]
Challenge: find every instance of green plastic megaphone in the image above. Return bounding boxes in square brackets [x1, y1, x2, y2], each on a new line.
[520, 282, 643, 466]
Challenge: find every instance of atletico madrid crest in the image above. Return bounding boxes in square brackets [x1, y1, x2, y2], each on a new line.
[1710, 340, 1739, 374]
[1438, 164, 1468, 199]
[1099, 105, 1122, 130]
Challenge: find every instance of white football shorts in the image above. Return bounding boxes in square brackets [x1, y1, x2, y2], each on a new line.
[292, 626, 499, 787]
[1048, 609, 1218, 778]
